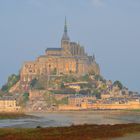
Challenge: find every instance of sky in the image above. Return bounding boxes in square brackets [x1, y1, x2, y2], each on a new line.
[0, 0, 140, 92]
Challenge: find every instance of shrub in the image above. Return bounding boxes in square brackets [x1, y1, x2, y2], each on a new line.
[113, 81, 123, 89]
[30, 78, 45, 90]
[1, 74, 20, 92]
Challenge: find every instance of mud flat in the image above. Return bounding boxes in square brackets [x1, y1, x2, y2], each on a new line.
[0, 123, 140, 140]
[112, 133, 140, 140]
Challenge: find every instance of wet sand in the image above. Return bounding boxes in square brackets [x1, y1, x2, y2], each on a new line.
[1, 110, 140, 128]
[112, 133, 140, 140]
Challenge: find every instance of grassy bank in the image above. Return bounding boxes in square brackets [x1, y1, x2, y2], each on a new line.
[0, 113, 34, 119]
[0, 123, 140, 140]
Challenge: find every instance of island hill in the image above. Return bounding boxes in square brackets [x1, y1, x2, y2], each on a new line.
[1, 19, 140, 112]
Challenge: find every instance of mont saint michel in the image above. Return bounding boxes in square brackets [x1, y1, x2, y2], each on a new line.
[0, 19, 139, 113]
[1, 1, 140, 140]
[20, 19, 100, 91]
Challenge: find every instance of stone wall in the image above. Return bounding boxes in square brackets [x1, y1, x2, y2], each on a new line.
[29, 90, 46, 101]
[59, 101, 140, 110]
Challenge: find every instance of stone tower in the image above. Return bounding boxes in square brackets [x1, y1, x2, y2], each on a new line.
[61, 17, 71, 55]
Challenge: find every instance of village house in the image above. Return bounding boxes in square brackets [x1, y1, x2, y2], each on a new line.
[0, 96, 20, 112]
[68, 95, 96, 107]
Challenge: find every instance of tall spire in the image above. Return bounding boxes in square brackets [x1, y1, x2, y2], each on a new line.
[62, 17, 70, 41]
[64, 16, 67, 33]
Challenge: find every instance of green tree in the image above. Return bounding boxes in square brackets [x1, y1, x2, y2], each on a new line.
[91, 89, 101, 99]
[1, 74, 20, 92]
[51, 68, 57, 75]
[23, 92, 29, 102]
[94, 75, 106, 83]
[1, 85, 9, 92]
[62, 75, 77, 83]
[30, 78, 45, 90]
[60, 82, 65, 89]
[19, 92, 29, 107]
[81, 74, 90, 81]
[113, 80, 123, 89]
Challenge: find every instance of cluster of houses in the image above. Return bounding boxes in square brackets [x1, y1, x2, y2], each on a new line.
[0, 95, 20, 112]
[0, 75, 140, 112]
[58, 79, 140, 110]
[25, 79, 140, 111]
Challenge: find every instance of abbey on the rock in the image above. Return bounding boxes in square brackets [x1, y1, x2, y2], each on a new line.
[20, 18, 100, 88]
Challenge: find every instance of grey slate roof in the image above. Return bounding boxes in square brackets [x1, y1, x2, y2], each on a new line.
[0, 96, 16, 100]
[45, 48, 62, 51]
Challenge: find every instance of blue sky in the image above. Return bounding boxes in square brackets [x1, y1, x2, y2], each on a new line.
[0, 0, 140, 92]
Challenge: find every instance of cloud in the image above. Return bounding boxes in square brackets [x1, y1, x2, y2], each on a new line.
[91, 0, 104, 7]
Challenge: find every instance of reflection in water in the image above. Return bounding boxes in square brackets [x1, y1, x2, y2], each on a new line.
[0, 110, 140, 128]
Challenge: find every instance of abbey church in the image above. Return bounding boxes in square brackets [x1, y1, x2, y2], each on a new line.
[20, 19, 100, 89]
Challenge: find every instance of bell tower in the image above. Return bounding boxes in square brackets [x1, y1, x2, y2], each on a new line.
[61, 17, 70, 53]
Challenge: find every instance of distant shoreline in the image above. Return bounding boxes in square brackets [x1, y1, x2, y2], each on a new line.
[0, 112, 35, 119]
[1, 109, 139, 119]
[25, 109, 140, 113]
